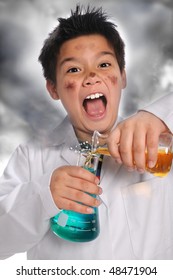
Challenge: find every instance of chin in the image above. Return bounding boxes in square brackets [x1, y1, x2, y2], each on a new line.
[87, 121, 114, 135]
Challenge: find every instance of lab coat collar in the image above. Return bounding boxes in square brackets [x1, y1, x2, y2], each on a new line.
[43, 116, 80, 166]
[43, 115, 124, 166]
[45, 114, 124, 146]
[45, 116, 77, 147]
[45, 115, 123, 147]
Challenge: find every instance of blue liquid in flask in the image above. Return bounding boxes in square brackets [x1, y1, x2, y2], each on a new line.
[50, 154, 100, 242]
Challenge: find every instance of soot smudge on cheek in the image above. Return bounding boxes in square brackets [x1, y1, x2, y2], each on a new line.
[64, 81, 76, 90]
[108, 75, 118, 85]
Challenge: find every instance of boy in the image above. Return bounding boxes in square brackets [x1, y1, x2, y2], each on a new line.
[0, 5, 173, 259]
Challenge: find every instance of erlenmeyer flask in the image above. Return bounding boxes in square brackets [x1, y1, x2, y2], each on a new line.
[50, 152, 100, 242]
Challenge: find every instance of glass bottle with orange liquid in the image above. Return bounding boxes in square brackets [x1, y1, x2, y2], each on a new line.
[92, 131, 173, 177]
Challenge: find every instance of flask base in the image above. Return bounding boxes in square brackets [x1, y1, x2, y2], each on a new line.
[50, 211, 99, 242]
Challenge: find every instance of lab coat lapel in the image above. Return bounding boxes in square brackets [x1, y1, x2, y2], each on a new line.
[58, 118, 80, 166]
[60, 137, 80, 166]
[45, 116, 80, 166]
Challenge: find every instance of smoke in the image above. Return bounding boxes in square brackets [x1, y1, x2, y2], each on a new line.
[104, 0, 173, 114]
[0, 0, 173, 174]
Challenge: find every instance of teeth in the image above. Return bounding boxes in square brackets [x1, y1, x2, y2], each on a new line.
[86, 93, 103, 100]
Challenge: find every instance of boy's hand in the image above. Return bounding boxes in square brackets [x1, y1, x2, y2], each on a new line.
[107, 111, 169, 173]
[50, 166, 102, 214]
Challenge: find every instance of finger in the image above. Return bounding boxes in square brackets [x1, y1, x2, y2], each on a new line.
[57, 196, 101, 214]
[107, 129, 122, 164]
[63, 174, 102, 195]
[132, 130, 146, 172]
[68, 166, 99, 185]
[59, 178, 102, 199]
[54, 177, 102, 208]
[118, 129, 134, 169]
[63, 186, 101, 207]
[146, 131, 159, 168]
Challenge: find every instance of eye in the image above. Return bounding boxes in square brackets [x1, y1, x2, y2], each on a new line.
[67, 67, 80, 73]
[99, 62, 111, 68]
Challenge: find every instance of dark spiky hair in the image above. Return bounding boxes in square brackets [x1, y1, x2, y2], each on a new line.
[38, 5, 125, 83]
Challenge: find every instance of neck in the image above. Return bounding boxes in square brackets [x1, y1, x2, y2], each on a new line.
[74, 127, 108, 147]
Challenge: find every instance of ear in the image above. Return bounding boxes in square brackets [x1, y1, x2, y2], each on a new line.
[121, 69, 127, 89]
[46, 80, 60, 100]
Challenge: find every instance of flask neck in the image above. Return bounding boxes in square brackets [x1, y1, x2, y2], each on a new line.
[91, 131, 108, 152]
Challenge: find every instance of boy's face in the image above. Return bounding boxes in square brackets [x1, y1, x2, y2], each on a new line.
[47, 34, 126, 141]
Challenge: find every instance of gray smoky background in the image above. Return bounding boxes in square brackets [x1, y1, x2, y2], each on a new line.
[0, 0, 173, 174]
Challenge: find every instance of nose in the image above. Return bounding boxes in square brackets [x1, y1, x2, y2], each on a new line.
[83, 72, 101, 87]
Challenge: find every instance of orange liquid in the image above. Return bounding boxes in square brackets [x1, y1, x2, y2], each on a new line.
[95, 147, 173, 177]
[95, 147, 111, 156]
[145, 150, 173, 177]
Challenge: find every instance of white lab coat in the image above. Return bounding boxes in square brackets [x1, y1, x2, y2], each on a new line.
[0, 93, 173, 260]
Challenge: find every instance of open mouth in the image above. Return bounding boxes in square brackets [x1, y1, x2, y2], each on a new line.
[83, 93, 107, 117]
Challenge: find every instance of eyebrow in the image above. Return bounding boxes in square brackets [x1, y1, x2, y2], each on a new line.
[59, 51, 115, 67]
[59, 57, 79, 67]
[99, 51, 115, 57]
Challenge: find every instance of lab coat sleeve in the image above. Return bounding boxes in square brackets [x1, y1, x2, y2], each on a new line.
[141, 92, 173, 133]
[0, 144, 59, 259]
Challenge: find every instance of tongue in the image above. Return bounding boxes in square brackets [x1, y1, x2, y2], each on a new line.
[84, 98, 105, 116]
